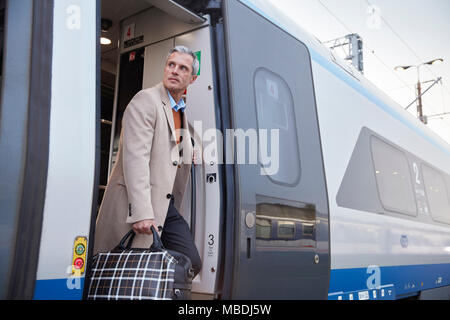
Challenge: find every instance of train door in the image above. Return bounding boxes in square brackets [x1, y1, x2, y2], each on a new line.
[0, 0, 98, 299]
[220, 0, 330, 299]
[100, 3, 222, 299]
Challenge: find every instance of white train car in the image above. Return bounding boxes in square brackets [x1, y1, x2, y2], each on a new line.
[225, 0, 450, 300]
[0, 0, 449, 300]
[281, 5, 450, 300]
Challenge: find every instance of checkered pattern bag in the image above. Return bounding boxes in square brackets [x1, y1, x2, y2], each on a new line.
[87, 227, 176, 300]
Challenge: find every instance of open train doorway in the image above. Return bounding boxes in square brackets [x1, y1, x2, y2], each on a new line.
[97, 0, 224, 299]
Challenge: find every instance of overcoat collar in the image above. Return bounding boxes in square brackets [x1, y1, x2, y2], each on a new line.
[158, 83, 177, 143]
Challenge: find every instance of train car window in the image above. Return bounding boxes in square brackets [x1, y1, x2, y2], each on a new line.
[278, 221, 296, 239]
[371, 136, 417, 216]
[421, 164, 450, 224]
[254, 68, 301, 186]
[302, 223, 314, 237]
[255, 199, 316, 249]
[255, 218, 272, 239]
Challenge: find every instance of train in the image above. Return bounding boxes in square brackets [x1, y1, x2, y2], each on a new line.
[0, 0, 449, 300]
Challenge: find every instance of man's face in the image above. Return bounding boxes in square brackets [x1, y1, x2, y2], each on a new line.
[163, 52, 197, 93]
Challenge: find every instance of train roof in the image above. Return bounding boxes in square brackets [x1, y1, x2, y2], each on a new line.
[242, 0, 450, 155]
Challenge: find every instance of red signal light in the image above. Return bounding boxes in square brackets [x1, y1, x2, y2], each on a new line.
[74, 258, 84, 270]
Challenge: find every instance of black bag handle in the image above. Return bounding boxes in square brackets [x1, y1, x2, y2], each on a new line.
[118, 230, 136, 250]
[117, 226, 164, 251]
[149, 226, 164, 251]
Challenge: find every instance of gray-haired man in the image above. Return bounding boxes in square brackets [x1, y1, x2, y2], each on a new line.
[94, 46, 202, 276]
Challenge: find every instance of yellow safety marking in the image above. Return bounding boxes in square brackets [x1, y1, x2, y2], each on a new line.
[72, 237, 87, 275]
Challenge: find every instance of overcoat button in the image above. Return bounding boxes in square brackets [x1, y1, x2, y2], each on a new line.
[166, 194, 172, 199]
[173, 161, 178, 166]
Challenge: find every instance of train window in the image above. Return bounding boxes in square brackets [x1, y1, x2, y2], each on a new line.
[278, 221, 296, 239]
[421, 164, 450, 224]
[302, 223, 314, 237]
[255, 218, 272, 239]
[254, 68, 301, 186]
[371, 136, 417, 216]
[255, 199, 316, 249]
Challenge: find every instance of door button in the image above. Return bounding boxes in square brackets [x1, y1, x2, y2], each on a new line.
[314, 254, 320, 264]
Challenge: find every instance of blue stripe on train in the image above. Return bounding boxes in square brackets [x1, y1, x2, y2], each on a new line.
[329, 263, 450, 300]
[33, 263, 450, 300]
[34, 277, 85, 300]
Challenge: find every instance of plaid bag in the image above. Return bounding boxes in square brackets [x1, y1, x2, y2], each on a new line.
[87, 227, 176, 300]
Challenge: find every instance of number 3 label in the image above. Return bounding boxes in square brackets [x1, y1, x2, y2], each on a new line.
[208, 234, 214, 246]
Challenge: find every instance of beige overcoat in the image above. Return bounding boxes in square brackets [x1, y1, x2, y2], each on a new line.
[94, 83, 192, 254]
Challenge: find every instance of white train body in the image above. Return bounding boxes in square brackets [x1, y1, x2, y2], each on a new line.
[243, 0, 450, 299]
[314, 54, 450, 298]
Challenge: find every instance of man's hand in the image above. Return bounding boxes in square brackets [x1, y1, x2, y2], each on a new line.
[132, 219, 159, 235]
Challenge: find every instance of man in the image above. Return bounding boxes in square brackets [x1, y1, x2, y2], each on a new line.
[94, 46, 202, 276]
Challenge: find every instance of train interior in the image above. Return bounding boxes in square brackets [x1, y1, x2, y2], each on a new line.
[100, 0, 223, 299]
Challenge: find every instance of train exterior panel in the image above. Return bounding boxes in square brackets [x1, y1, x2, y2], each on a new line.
[243, 0, 450, 300]
[312, 54, 450, 299]
[32, 0, 98, 300]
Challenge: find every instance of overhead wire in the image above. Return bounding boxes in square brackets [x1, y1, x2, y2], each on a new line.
[364, 0, 450, 96]
[316, 0, 417, 98]
[316, 0, 450, 129]
[364, 0, 450, 124]
[386, 83, 417, 92]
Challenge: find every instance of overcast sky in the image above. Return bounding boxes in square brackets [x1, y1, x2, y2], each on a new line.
[265, 0, 450, 145]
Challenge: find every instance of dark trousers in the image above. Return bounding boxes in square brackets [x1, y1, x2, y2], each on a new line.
[161, 198, 202, 277]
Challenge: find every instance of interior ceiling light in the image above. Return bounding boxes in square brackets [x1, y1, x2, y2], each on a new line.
[100, 18, 113, 46]
[100, 37, 112, 45]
